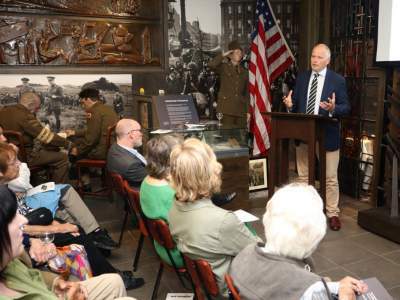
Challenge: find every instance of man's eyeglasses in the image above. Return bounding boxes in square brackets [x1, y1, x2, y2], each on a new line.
[126, 129, 144, 135]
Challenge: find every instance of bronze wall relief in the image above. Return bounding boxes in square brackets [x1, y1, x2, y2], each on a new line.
[0, 0, 167, 72]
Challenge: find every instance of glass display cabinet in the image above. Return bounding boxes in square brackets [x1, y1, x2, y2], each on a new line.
[147, 124, 250, 210]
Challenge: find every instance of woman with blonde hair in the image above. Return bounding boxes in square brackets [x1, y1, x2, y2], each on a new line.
[168, 138, 260, 297]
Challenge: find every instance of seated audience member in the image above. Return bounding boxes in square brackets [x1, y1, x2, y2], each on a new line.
[107, 118, 146, 189]
[1, 125, 117, 250]
[0, 143, 144, 290]
[8, 162, 118, 250]
[230, 184, 368, 300]
[0, 92, 74, 183]
[168, 138, 261, 296]
[140, 134, 184, 267]
[0, 185, 138, 300]
[108, 118, 236, 205]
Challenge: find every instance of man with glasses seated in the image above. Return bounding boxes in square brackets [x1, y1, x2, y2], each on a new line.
[107, 118, 146, 190]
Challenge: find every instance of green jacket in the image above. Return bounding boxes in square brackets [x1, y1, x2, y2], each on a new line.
[208, 53, 249, 118]
[75, 102, 118, 159]
[0, 258, 58, 300]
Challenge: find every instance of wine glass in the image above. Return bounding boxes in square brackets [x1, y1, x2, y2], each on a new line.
[40, 232, 54, 244]
[216, 112, 223, 127]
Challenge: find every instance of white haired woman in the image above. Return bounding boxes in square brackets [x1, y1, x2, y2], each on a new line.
[229, 184, 368, 300]
[168, 138, 260, 297]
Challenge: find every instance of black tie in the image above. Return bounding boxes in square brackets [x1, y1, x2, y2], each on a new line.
[306, 73, 319, 114]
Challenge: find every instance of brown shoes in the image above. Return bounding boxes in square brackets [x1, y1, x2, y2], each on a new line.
[328, 216, 341, 231]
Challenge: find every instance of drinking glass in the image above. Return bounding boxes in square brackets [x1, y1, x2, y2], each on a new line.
[40, 232, 55, 244]
[216, 112, 223, 126]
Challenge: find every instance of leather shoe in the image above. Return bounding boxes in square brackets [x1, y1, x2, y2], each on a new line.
[89, 228, 118, 250]
[118, 271, 145, 290]
[211, 192, 237, 207]
[329, 216, 341, 231]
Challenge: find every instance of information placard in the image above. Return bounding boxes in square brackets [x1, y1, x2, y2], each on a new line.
[152, 95, 199, 129]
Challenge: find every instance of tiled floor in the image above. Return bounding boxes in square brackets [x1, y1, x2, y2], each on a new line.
[85, 191, 400, 300]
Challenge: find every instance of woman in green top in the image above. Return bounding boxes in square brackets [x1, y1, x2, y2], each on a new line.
[0, 185, 134, 300]
[140, 134, 184, 268]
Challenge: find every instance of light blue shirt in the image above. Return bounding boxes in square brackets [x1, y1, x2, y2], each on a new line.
[119, 144, 147, 165]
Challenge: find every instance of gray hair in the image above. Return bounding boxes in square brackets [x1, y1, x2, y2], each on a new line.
[262, 183, 326, 260]
[313, 43, 331, 59]
[19, 92, 40, 112]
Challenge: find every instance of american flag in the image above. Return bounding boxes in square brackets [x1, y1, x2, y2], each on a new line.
[249, 0, 295, 156]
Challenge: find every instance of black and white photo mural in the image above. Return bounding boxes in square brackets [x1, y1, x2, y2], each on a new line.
[0, 74, 132, 132]
[166, 0, 256, 120]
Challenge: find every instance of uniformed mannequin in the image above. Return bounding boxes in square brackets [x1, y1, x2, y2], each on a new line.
[0, 92, 73, 183]
[65, 88, 118, 160]
[208, 40, 249, 127]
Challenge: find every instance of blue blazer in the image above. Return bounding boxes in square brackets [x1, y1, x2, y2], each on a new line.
[292, 69, 350, 151]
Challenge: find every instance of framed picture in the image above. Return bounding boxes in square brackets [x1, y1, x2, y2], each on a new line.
[249, 158, 268, 191]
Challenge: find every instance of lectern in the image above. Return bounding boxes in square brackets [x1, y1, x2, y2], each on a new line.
[265, 112, 337, 204]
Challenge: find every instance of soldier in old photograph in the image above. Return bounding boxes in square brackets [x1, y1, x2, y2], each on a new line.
[113, 91, 124, 118]
[17, 77, 36, 100]
[46, 76, 64, 132]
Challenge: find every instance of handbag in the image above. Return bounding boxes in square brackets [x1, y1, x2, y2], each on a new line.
[25, 207, 53, 225]
[48, 244, 93, 281]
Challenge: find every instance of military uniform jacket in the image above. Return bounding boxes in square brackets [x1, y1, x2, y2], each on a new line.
[0, 104, 70, 151]
[47, 84, 63, 110]
[208, 53, 249, 117]
[75, 102, 118, 159]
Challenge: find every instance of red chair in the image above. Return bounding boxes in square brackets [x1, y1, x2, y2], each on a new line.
[109, 172, 131, 247]
[183, 254, 219, 300]
[76, 124, 115, 197]
[145, 218, 193, 300]
[123, 180, 150, 272]
[225, 274, 241, 300]
[3, 130, 49, 179]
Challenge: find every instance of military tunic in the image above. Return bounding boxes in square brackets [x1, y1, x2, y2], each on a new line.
[75, 102, 118, 160]
[208, 53, 249, 127]
[0, 104, 71, 183]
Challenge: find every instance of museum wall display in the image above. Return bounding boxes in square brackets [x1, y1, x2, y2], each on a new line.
[0, 0, 167, 73]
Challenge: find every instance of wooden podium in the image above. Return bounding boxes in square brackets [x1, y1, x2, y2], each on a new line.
[266, 112, 337, 203]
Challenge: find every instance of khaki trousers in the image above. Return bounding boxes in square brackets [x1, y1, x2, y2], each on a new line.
[29, 149, 69, 184]
[80, 273, 136, 300]
[55, 186, 99, 234]
[295, 143, 340, 217]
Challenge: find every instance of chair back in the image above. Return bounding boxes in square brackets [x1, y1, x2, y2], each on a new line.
[183, 254, 219, 299]
[123, 180, 148, 237]
[3, 130, 28, 162]
[109, 171, 126, 197]
[225, 274, 241, 300]
[106, 124, 116, 151]
[145, 218, 176, 250]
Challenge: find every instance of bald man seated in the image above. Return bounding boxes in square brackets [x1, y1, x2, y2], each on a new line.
[0, 92, 76, 183]
[106, 118, 146, 189]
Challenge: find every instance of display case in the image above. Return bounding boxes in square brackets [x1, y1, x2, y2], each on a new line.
[149, 124, 250, 210]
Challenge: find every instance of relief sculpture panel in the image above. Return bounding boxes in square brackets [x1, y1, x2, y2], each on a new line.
[0, 0, 165, 71]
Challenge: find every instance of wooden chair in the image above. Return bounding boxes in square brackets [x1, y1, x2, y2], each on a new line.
[3, 130, 49, 177]
[76, 124, 115, 197]
[123, 180, 150, 272]
[145, 218, 193, 300]
[225, 274, 241, 300]
[182, 254, 219, 300]
[109, 171, 131, 247]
